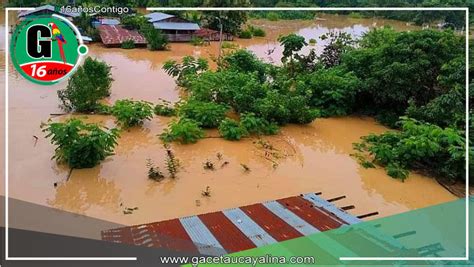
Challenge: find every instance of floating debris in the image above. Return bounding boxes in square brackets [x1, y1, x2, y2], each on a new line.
[240, 164, 251, 172]
[201, 186, 211, 197]
[203, 160, 215, 170]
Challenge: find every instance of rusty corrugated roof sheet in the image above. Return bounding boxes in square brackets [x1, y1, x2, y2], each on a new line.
[97, 25, 147, 46]
[101, 193, 363, 255]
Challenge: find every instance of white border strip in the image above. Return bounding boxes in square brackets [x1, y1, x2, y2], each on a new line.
[4, 6, 469, 262]
[147, 7, 467, 11]
[4, 7, 136, 261]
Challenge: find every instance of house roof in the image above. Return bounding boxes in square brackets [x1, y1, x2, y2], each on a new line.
[99, 18, 120, 25]
[97, 25, 147, 46]
[18, 4, 80, 18]
[153, 22, 200, 31]
[145, 12, 175, 23]
[102, 193, 366, 255]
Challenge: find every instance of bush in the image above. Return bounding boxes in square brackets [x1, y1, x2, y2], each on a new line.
[141, 24, 168, 51]
[111, 99, 154, 128]
[353, 118, 466, 182]
[302, 67, 360, 117]
[278, 34, 307, 62]
[121, 15, 147, 30]
[187, 71, 265, 113]
[221, 49, 268, 82]
[222, 41, 239, 49]
[240, 112, 279, 135]
[343, 29, 463, 117]
[238, 29, 253, 39]
[190, 36, 205, 46]
[163, 56, 209, 87]
[57, 57, 113, 112]
[160, 118, 205, 144]
[42, 119, 119, 168]
[254, 90, 319, 125]
[249, 26, 266, 37]
[154, 99, 176, 117]
[121, 39, 135, 49]
[218, 118, 248, 141]
[178, 100, 228, 128]
[266, 12, 280, 21]
[309, 38, 317, 45]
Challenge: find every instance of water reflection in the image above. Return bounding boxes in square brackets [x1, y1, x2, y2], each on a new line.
[47, 167, 121, 215]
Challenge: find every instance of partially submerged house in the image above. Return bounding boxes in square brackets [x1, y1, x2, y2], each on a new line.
[144, 12, 201, 42]
[18, 4, 80, 21]
[17, 5, 93, 42]
[97, 25, 147, 47]
[92, 18, 121, 28]
[144, 12, 233, 42]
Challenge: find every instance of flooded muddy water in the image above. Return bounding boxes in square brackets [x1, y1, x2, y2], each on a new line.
[0, 12, 456, 227]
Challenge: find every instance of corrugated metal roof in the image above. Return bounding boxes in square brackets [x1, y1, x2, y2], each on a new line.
[263, 200, 319, 236]
[99, 18, 120, 25]
[145, 12, 175, 22]
[102, 193, 364, 255]
[198, 212, 257, 252]
[97, 25, 147, 46]
[223, 208, 278, 247]
[179, 216, 226, 256]
[302, 193, 363, 225]
[153, 22, 200, 31]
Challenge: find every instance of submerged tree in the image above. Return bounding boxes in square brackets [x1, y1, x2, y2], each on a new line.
[57, 57, 113, 113]
[42, 119, 119, 169]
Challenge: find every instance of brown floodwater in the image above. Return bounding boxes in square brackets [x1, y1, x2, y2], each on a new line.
[0, 12, 456, 228]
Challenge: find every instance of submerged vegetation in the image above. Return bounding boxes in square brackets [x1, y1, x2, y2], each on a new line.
[42, 119, 119, 169]
[218, 118, 248, 141]
[43, 6, 468, 186]
[121, 39, 135, 49]
[154, 99, 176, 117]
[162, 25, 467, 183]
[111, 99, 154, 128]
[160, 118, 205, 144]
[58, 57, 113, 113]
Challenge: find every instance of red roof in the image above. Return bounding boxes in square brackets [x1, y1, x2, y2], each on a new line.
[97, 25, 147, 46]
[101, 193, 367, 255]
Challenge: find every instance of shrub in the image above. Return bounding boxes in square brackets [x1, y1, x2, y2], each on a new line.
[278, 34, 307, 63]
[141, 24, 168, 51]
[254, 90, 319, 125]
[190, 36, 205, 46]
[154, 99, 176, 117]
[121, 15, 147, 30]
[266, 12, 280, 21]
[309, 38, 317, 45]
[319, 31, 354, 68]
[303, 67, 360, 117]
[240, 112, 279, 135]
[343, 29, 463, 117]
[222, 41, 239, 49]
[111, 99, 154, 128]
[353, 118, 465, 182]
[42, 119, 119, 168]
[238, 29, 252, 39]
[121, 39, 135, 49]
[57, 57, 113, 112]
[178, 100, 228, 128]
[163, 56, 209, 87]
[250, 26, 266, 37]
[221, 49, 268, 82]
[218, 118, 248, 141]
[187, 71, 264, 113]
[160, 118, 204, 144]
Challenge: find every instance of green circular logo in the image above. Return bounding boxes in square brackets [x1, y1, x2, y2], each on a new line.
[10, 14, 88, 85]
